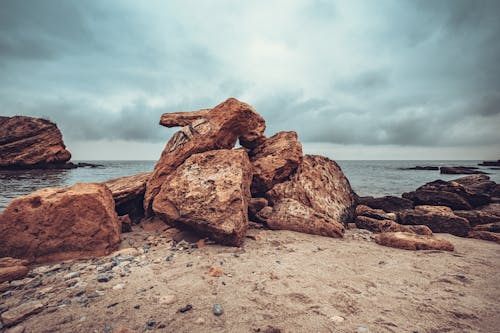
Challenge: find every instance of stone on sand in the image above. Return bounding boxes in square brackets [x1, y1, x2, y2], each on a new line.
[374, 232, 454, 251]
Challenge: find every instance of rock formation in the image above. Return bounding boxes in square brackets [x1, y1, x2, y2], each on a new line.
[358, 196, 414, 212]
[467, 230, 500, 244]
[0, 183, 121, 263]
[355, 206, 432, 235]
[0, 257, 29, 283]
[0, 116, 72, 169]
[152, 149, 252, 246]
[374, 232, 454, 251]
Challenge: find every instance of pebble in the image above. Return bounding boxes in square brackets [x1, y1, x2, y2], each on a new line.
[213, 303, 223, 316]
[356, 326, 369, 333]
[113, 284, 125, 290]
[146, 319, 157, 328]
[177, 304, 193, 313]
[164, 253, 174, 262]
[194, 317, 205, 325]
[159, 295, 177, 305]
[330, 315, 345, 323]
[97, 273, 112, 283]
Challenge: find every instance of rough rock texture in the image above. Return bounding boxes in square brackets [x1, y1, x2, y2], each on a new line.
[144, 98, 266, 216]
[354, 216, 431, 235]
[258, 198, 345, 238]
[355, 205, 397, 221]
[0, 257, 29, 283]
[468, 231, 500, 244]
[152, 149, 252, 246]
[0, 183, 121, 263]
[118, 214, 133, 233]
[0, 301, 44, 327]
[440, 166, 487, 175]
[358, 196, 414, 212]
[453, 174, 497, 198]
[473, 222, 500, 233]
[248, 197, 269, 223]
[104, 172, 151, 223]
[266, 155, 357, 228]
[0, 116, 72, 169]
[454, 210, 500, 226]
[477, 203, 500, 217]
[397, 205, 471, 237]
[248, 131, 302, 194]
[374, 232, 454, 251]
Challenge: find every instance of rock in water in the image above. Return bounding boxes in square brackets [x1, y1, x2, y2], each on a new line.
[248, 131, 303, 195]
[0, 183, 121, 263]
[440, 166, 487, 175]
[264, 155, 357, 234]
[0, 116, 72, 169]
[152, 149, 252, 246]
[144, 98, 265, 216]
[397, 205, 471, 237]
[374, 232, 454, 251]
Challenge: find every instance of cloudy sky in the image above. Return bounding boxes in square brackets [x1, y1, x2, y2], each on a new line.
[1, 0, 499, 160]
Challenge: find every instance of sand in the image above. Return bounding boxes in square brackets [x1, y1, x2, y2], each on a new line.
[1, 227, 499, 333]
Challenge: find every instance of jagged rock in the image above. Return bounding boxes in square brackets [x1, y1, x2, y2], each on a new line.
[358, 196, 414, 212]
[473, 222, 500, 233]
[0, 116, 71, 169]
[152, 149, 252, 246]
[144, 98, 265, 216]
[453, 175, 497, 199]
[0, 258, 29, 283]
[468, 231, 500, 244]
[374, 232, 454, 251]
[355, 205, 396, 221]
[0, 183, 121, 263]
[354, 216, 431, 235]
[257, 198, 344, 238]
[266, 155, 357, 229]
[248, 131, 302, 195]
[104, 172, 151, 223]
[440, 166, 487, 175]
[397, 205, 471, 237]
[454, 210, 500, 226]
[0, 301, 44, 327]
[248, 197, 269, 223]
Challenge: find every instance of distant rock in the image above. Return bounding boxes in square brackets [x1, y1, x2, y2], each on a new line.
[152, 149, 252, 246]
[0, 116, 72, 169]
[248, 131, 302, 195]
[144, 98, 266, 216]
[0, 183, 121, 263]
[478, 160, 500, 167]
[400, 166, 439, 170]
[358, 196, 414, 212]
[374, 232, 454, 251]
[440, 166, 487, 175]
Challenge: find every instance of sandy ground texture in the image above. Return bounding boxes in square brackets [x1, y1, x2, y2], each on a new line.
[1, 227, 499, 333]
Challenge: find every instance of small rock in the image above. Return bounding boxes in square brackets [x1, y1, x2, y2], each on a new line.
[177, 304, 193, 313]
[330, 315, 344, 323]
[164, 253, 174, 262]
[194, 317, 205, 325]
[63, 272, 80, 280]
[356, 326, 369, 333]
[133, 305, 140, 309]
[213, 303, 223, 316]
[112, 284, 124, 290]
[146, 319, 156, 329]
[207, 267, 223, 277]
[97, 273, 112, 283]
[159, 295, 177, 305]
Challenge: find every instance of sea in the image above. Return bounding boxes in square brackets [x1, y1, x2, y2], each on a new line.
[1, 160, 499, 211]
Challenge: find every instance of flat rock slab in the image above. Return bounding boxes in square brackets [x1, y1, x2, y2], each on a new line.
[1, 301, 44, 326]
[374, 232, 454, 251]
[468, 231, 500, 244]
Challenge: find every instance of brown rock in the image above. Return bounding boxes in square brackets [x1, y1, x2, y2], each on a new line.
[248, 131, 302, 194]
[397, 205, 471, 237]
[374, 232, 454, 251]
[104, 172, 151, 223]
[406, 225, 434, 236]
[266, 155, 357, 227]
[0, 183, 121, 263]
[355, 205, 397, 221]
[0, 257, 30, 283]
[468, 231, 500, 244]
[453, 174, 497, 199]
[258, 198, 344, 237]
[358, 196, 414, 212]
[144, 98, 265, 215]
[477, 203, 500, 216]
[152, 149, 252, 246]
[248, 197, 269, 223]
[403, 189, 473, 210]
[118, 215, 132, 233]
[0, 116, 71, 169]
[454, 210, 500, 226]
[472, 222, 500, 233]
[354, 216, 432, 235]
[0, 301, 44, 326]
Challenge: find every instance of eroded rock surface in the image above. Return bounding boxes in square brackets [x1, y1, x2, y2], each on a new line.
[152, 149, 252, 246]
[468, 231, 500, 244]
[0, 257, 29, 283]
[358, 196, 414, 212]
[355, 216, 432, 235]
[0, 183, 121, 263]
[374, 232, 454, 251]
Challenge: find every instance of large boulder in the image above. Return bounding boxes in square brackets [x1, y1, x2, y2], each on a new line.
[374, 232, 454, 251]
[248, 131, 303, 195]
[152, 149, 252, 246]
[0, 183, 121, 263]
[104, 172, 151, 223]
[144, 98, 266, 216]
[358, 196, 414, 212]
[266, 154, 357, 229]
[0, 116, 72, 169]
[397, 205, 471, 237]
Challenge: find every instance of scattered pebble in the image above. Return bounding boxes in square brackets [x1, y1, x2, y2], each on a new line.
[159, 295, 177, 305]
[194, 317, 205, 325]
[112, 284, 124, 290]
[177, 304, 193, 313]
[164, 253, 174, 262]
[330, 315, 344, 323]
[356, 326, 369, 333]
[97, 273, 112, 283]
[63, 272, 80, 280]
[213, 303, 223, 316]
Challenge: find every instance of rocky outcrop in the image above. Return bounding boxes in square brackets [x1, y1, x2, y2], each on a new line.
[358, 196, 414, 212]
[104, 172, 151, 223]
[468, 231, 500, 244]
[144, 98, 266, 216]
[248, 131, 303, 195]
[374, 232, 454, 251]
[0, 183, 121, 263]
[440, 166, 487, 175]
[454, 210, 500, 226]
[397, 205, 471, 237]
[152, 149, 252, 246]
[0, 257, 29, 283]
[473, 222, 500, 233]
[355, 205, 396, 221]
[266, 155, 357, 228]
[0, 116, 72, 169]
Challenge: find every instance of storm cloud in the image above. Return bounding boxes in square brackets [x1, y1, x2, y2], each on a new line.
[1, 0, 499, 159]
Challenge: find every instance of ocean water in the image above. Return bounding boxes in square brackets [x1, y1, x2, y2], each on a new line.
[0, 160, 498, 211]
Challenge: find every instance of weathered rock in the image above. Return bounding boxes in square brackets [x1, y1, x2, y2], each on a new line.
[478, 160, 500, 167]
[248, 131, 302, 194]
[152, 149, 252, 246]
[354, 216, 431, 235]
[0, 301, 44, 326]
[476, 203, 500, 217]
[0, 258, 29, 283]
[144, 98, 265, 215]
[453, 174, 497, 199]
[403, 189, 473, 210]
[118, 215, 133, 233]
[355, 205, 396, 221]
[374, 232, 454, 251]
[0, 183, 121, 263]
[104, 172, 151, 223]
[257, 198, 344, 237]
[0, 116, 71, 169]
[472, 222, 500, 233]
[440, 166, 487, 175]
[358, 196, 414, 212]
[266, 155, 357, 228]
[248, 197, 269, 223]
[454, 210, 500, 226]
[405, 225, 434, 236]
[397, 205, 471, 237]
[468, 231, 500, 244]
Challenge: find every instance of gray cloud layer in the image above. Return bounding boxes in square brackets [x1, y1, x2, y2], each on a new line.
[1, 0, 499, 153]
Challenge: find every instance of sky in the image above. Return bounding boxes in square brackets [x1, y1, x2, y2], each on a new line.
[1, 0, 499, 160]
